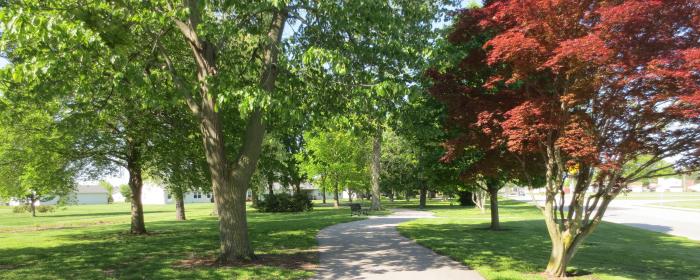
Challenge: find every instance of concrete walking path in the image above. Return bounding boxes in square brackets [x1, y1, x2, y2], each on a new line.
[314, 208, 484, 280]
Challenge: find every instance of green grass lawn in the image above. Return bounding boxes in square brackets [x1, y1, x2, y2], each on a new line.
[650, 200, 700, 210]
[616, 192, 700, 200]
[398, 199, 700, 280]
[0, 202, 371, 279]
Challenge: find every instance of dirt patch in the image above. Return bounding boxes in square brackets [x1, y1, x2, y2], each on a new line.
[173, 251, 318, 271]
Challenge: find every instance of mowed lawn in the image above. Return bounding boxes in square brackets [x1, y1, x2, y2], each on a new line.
[0, 202, 364, 279]
[651, 200, 700, 210]
[616, 192, 700, 200]
[397, 200, 700, 280]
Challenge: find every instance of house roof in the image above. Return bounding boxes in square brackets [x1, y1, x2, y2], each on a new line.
[77, 185, 108, 194]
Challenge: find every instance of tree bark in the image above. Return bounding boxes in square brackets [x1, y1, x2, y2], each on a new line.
[174, 1, 286, 262]
[294, 181, 301, 194]
[267, 180, 274, 195]
[348, 189, 353, 202]
[127, 155, 146, 234]
[333, 181, 340, 208]
[488, 188, 500, 230]
[175, 191, 186, 221]
[322, 189, 326, 204]
[405, 190, 411, 201]
[29, 193, 36, 217]
[389, 189, 394, 202]
[370, 125, 382, 210]
[419, 186, 427, 209]
[487, 180, 500, 230]
[251, 186, 259, 207]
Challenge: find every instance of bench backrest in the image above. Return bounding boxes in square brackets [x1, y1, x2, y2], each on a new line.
[350, 203, 361, 211]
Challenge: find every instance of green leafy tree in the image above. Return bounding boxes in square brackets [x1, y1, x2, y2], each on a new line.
[0, 106, 79, 216]
[98, 180, 114, 204]
[301, 127, 369, 207]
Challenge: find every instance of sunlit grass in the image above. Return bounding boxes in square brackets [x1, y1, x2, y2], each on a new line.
[650, 200, 700, 210]
[0, 202, 368, 279]
[615, 192, 700, 200]
[398, 199, 700, 280]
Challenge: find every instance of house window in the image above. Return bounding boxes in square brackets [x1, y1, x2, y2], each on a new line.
[167, 194, 172, 199]
[206, 193, 211, 198]
[194, 192, 201, 199]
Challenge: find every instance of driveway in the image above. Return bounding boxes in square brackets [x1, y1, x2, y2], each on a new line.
[314, 209, 484, 280]
[603, 200, 700, 241]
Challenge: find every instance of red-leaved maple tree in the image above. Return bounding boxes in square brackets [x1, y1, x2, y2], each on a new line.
[431, 0, 700, 276]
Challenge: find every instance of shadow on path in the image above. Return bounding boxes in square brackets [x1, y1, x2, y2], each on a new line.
[314, 209, 483, 280]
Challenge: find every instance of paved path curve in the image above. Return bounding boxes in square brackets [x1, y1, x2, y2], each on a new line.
[314, 209, 484, 280]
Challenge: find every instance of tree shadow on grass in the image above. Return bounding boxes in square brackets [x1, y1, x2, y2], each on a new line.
[400, 218, 700, 279]
[43, 210, 172, 218]
[0, 208, 358, 280]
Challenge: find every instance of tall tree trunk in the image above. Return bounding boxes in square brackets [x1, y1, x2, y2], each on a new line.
[29, 193, 36, 217]
[127, 155, 146, 235]
[251, 186, 259, 208]
[322, 189, 326, 204]
[348, 189, 353, 202]
[389, 188, 394, 202]
[487, 179, 500, 230]
[267, 180, 274, 195]
[174, 190, 186, 221]
[174, 1, 286, 262]
[419, 186, 427, 209]
[405, 190, 411, 201]
[333, 181, 340, 208]
[370, 125, 382, 210]
[211, 202, 219, 216]
[294, 182, 301, 194]
[223, 9, 286, 262]
[488, 188, 500, 230]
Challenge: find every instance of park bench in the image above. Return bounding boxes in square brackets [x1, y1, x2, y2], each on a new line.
[350, 203, 368, 216]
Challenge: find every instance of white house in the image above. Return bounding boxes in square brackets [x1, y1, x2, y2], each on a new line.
[251, 182, 353, 201]
[16, 185, 112, 206]
[137, 182, 214, 205]
[656, 177, 684, 192]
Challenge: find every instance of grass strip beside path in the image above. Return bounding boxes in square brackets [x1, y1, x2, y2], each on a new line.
[397, 199, 700, 280]
[0, 202, 375, 279]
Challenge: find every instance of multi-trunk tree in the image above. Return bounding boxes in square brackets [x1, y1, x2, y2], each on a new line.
[301, 127, 369, 208]
[438, 1, 700, 276]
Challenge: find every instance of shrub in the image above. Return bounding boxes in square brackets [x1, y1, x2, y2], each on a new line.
[12, 205, 31, 213]
[119, 184, 132, 203]
[12, 205, 55, 213]
[256, 193, 313, 212]
[36, 205, 55, 213]
[457, 191, 475, 206]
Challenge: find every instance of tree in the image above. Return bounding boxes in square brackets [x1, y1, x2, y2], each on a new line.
[301, 127, 369, 208]
[0, 102, 79, 217]
[293, 1, 458, 210]
[147, 103, 209, 221]
[1, 0, 462, 261]
[98, 180, 114, 204]
[438, 1, 700, 276]
[119, 184, 131, 203]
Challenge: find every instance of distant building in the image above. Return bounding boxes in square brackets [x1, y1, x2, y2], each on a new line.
[8, 185, 111, 206]
[656, 178, 683, 192]
[250, 182, 348, 200]
[140, 182, 213, 205]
